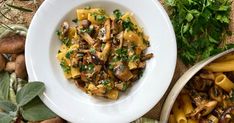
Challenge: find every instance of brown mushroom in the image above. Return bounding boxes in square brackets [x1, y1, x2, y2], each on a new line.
[15, 54, 27, 79]
[61, 21, 69, 36]
[219, 106, 234, 123]
[0, 35, 25, 54]
[5, 61, 15, 73]
[209, 86, 223, 102]
[113, 62, 133, 81]
[0, 54, 6, 71]
[81, 19, 91, 28]
[141, 53, 153, 61]
[40, 117, 65, 123]
[188, 100, 218, 118]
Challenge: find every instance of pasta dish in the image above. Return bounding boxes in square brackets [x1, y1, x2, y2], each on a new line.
[169, 52, 234, 123]
[56, 7, 153, 100]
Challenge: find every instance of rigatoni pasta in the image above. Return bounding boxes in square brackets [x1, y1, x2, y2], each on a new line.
[170, 52, 234, 123]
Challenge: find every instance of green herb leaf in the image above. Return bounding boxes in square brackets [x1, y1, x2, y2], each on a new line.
[65, 50, 73, 59]
[6, 3, 33, 12]
[22, 97, 56, 121]
[0, 72, 10, 100]
[167, 0, 232, 64]
[113, 9, 122, 19]
[122, 18, 136, 31]
[72, 18, 78, 23]
[0, 112, 13, 123]
[96, 15, 106, 22]
[16, 82, 45, 106]
[0, 99, 16, 113]
[60, 59, 71, 73]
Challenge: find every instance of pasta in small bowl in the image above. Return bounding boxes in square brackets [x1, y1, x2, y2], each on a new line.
[160, 49, 234, 123]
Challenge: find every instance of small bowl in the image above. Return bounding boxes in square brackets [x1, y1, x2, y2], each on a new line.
[160, 48, 234, 123]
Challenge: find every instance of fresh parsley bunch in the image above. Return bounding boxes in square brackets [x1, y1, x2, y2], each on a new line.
[0, 72, 56, 123]
[165, 0, 233, 64]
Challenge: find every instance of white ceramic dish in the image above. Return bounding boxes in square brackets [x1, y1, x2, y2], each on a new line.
[25, 0, 176, 122]
[160, 49, 234, 123]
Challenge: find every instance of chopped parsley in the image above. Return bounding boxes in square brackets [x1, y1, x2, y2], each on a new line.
[84, 6, 91, 10]
[129, 54, 140, 62]
[72, 18, 78, 23]
[230, 89, 234, 101]
[96, 15, 106, 22]
[115, 48, 128, 62]
[122, 83, 128, 91]
[80, 63, 95, 72]
[89, 48, 96, 54]
[56, 30, 61, 36]
[101, 79, 111, 86]
[91, 13, 106, 22]
[60, 59, 71, 73]
[65, 50, 73, 59]
[61, 37, 71, 47]
[79, 26, 94, 34]
[122, 17, 136, 31]
[113, 9, 122, 19]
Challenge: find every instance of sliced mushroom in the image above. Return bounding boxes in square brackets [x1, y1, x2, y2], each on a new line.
[0, 54, 6, 71]
[80, 33, 95, 45]
[141, 53, 153, 61]
[113, 62, 133, 81]
[117, 31, 124, 49]
[61, 21, 69, 36]
[188, 100, 218, 118]
[209, 86, 223, 102]
[219, 106, 234, 123]
[81, 19, 91, 28]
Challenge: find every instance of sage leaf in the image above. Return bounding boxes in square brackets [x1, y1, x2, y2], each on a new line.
[0, 99, 16, 113]
[22, 97, 56, 121]
[0, 72, 10, 100]
[16, 82, 45, 106]
[0, 112, 13, 123]
[6, 3, 33, 12]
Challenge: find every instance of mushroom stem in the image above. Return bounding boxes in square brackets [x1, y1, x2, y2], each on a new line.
[219, 106, 234, 123]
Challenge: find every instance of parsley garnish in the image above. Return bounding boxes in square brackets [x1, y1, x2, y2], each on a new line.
[62, 37, 71, 47]
[60, 59, 71, 73]
[72, 18, 78, 23]
[123, 17, 136, 31]
[96, 15, 106, 22]
[115, 48, 128, 62]
[165, 0, 233, 64]
[65, 50, 73, 59]
[113, 9, 122, 19]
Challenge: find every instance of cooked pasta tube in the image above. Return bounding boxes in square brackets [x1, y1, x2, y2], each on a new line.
[207, 115, 218, 123]
[168, 114, 176, 123]
[203, 60, 234, 72]
[199, 72, 215, 80]
[215, 52, 234, 62]
[215, 74, 234, 92]
[172, 101, 187, 123]
[181, 94, 194, 115]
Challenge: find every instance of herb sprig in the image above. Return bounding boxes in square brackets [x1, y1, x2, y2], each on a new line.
[0, 72, 56, 123]
[165, 0, 233, 65]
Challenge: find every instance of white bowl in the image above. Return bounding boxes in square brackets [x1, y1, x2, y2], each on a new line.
[25, 0, 176, 122]
[160, 49, 234, 123]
